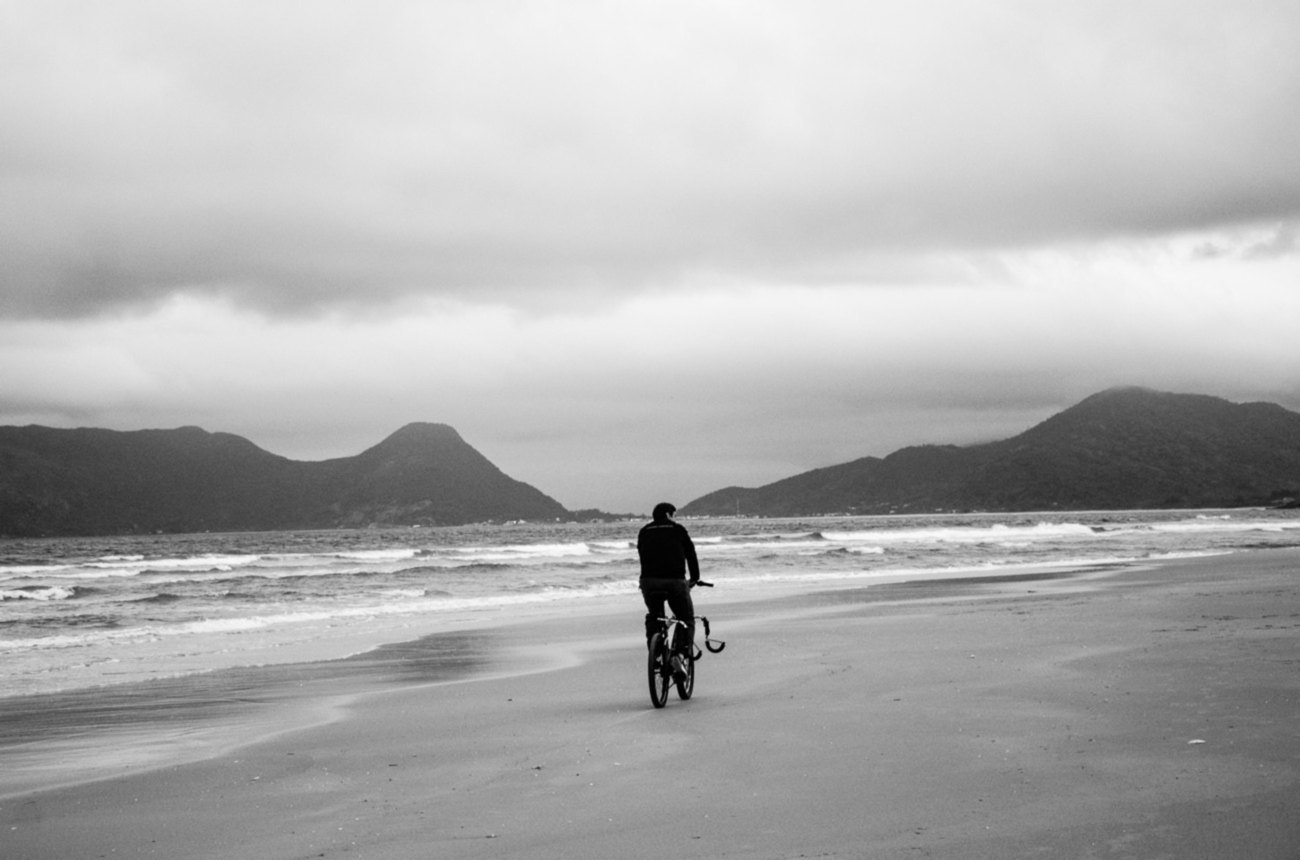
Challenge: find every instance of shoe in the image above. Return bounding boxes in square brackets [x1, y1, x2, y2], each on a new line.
[671, 655, 688, 682]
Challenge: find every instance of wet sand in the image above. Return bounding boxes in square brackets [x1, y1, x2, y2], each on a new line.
[3, 550, 1299, 858]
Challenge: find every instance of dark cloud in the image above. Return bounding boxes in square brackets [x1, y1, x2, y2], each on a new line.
[3, 1, 1300, 318]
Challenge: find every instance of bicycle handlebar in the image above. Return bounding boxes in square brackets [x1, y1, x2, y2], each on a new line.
[693, 582, 724, 651]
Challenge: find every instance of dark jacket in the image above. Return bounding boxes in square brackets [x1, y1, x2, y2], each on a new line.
[637, 517, 700, 583]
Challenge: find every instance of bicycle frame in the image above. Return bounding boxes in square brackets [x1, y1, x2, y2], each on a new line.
[647, 580, 725, 659]
[652, 614, 724, 659]
[646, 585, 725, 708]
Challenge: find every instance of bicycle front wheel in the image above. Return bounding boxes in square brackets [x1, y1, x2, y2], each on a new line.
[647, 632, 670, 708]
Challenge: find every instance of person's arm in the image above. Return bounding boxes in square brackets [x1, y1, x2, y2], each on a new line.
[680, 526, 701, 583]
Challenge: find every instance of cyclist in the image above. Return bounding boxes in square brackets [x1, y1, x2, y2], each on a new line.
[637, 502, 700, 681]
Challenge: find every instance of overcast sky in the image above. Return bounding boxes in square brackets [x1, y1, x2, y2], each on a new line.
[3, 1, 1299, 513]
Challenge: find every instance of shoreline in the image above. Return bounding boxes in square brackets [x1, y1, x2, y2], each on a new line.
[0, 553, 1256, 796]
[3, 547, 1299, 857]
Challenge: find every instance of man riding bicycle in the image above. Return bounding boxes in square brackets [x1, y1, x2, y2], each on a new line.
[638, 502, 700, 681]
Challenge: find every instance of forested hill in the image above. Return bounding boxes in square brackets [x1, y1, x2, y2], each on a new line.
[0, 422, 569, 536]
[681, 388, 1300, 516]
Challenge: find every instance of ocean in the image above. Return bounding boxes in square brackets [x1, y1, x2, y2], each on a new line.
[3, 509, 1300, 700]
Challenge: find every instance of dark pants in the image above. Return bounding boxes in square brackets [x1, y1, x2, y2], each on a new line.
[640, 578, 694, 656]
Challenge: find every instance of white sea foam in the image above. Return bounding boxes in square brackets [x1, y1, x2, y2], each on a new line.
[0, 563, 79, 576]
[1152, 519, 1300, 533]
[85, 553, 263, 571]
[0, 586, 78, 601]
[819, 521, 1098, 544]
[334, 548, 420, 562]
[450, 541, 596, 562]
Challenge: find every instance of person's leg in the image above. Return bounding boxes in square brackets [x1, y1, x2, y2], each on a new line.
[664, 582, 695, 657]
[640, 587, 666, 648]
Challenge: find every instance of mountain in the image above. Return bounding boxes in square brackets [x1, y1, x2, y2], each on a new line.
[0, 422, 569, 536]
[681, 388, 1300, 516]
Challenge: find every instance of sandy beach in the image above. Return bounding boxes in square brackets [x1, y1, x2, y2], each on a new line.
[3, 549, 1298, 859]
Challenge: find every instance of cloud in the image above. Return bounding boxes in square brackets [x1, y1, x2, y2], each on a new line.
[3, 1, 1300, 318]
[1244, 221, 1299, 259]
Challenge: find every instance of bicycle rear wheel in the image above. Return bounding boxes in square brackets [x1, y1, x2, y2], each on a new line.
[647, 632, 670, 708]
[675, 651, 695, 700]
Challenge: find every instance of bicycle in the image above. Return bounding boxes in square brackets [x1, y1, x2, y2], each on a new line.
[647, 581, 725, 708]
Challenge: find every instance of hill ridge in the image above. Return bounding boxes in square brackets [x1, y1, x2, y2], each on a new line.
[681, 388, 1300, 516]
[0, 423, 567, 536]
